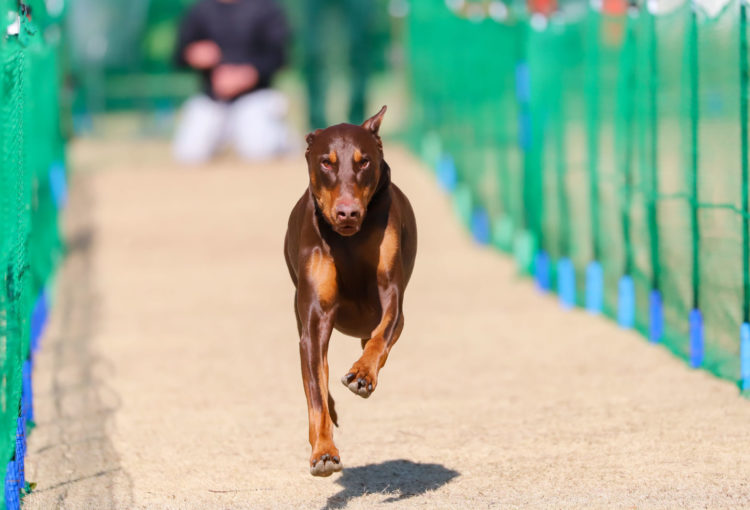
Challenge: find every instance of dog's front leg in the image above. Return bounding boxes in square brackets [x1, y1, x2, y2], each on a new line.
[342, 280, 404, 399]
[342, 223, 405, 398]
[298, 256, 342, 477]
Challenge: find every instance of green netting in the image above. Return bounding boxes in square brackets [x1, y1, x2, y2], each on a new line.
[408, 2, 524, 228]
[406, 1, 750, 392]
[0, 1, 65, 507]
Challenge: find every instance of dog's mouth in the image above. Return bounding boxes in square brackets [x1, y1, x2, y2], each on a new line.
[334, 222, 361, 236]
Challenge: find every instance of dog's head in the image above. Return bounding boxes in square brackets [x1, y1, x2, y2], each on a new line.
[305, 106, 388, 237]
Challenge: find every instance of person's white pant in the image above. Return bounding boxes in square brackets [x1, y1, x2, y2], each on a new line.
[173, 89, 293, 163]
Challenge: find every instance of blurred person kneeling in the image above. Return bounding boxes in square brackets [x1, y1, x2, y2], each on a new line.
[173, 0, 291, 163]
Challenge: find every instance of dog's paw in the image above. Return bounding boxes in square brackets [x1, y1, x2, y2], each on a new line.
[341, 364, 377, 398]
[310, 450, 343, 477]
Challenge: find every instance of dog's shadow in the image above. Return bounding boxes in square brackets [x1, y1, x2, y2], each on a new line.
[321, 459, 459, 509]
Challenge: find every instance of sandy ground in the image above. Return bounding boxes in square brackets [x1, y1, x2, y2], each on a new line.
[23, 139, 750, 509]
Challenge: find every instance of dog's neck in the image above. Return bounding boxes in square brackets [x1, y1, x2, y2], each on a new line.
[370, 160, 391, 203]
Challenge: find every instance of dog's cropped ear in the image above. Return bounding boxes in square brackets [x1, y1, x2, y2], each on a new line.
[306, 129, 322, 146]
[305, 129, 322, 159]
[362, 106, 387, 135]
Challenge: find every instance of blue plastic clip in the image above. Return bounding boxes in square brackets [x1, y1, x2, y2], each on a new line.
[557, 257, 576, 309]
[585, 261, 603, 314]
[649, 290, 663, 343]
[470, 208, 491, 245]
[741, 323, 750, 391]
[436, 154, 457, 192]
[617, 275, 635, 328]
[49, 161, 67, 210]
[689, 308, 704, 368]
[534, 251, 551, 292]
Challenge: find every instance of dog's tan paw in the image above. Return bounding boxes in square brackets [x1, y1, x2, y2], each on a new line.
[310, 452, 343, 477]
[341, 365, 377, 398]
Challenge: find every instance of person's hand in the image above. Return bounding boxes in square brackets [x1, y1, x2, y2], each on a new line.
[184, 40, 222, 70]
[211, 64, 259, 100]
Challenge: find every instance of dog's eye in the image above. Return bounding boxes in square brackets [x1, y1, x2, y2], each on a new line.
[359, 158, 370, 170]
[321, 159, 332, 170]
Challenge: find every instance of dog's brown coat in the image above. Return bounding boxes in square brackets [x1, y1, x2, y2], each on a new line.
[284, 107, 417, 477]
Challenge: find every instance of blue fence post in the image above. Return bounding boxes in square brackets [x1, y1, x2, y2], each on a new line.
[22, 360, 32, 427]
[557, 257, 576, 309]
[49, 161, 67, 210]
[15, 417, 25, 491]
[471, 207, 491, 245]
[649, 290, 663, 343]
[618, 275, 635, 328]
[4, 415, 25, 510]
[741, 323, 750, 391]
[436, 154, 457, 192]
[534, 251, 550, 292]
[689, 309, 704, 368]
[585, 261, 603, 314]
[5, 457, 19, 510]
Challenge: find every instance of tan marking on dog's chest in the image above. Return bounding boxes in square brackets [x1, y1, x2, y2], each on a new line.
[378, 224, 400, 275]
[307, 250, 337, 306]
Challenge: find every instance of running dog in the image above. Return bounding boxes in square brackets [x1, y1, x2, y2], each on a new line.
[284, 106, 417, 476]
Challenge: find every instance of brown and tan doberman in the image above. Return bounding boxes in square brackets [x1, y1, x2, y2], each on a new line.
[284, 106, 417, 477]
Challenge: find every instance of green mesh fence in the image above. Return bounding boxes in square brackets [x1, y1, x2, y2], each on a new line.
[0, 1, 65, 507]
[407, 0, 750, 394]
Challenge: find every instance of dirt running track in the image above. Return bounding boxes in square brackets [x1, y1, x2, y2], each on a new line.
[23, 139, 750, 509]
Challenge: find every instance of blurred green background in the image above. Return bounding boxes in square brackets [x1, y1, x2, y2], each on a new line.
[68, 0, 401, 132]
[59, 0, 750, 393]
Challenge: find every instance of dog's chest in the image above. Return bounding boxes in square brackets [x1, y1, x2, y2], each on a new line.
[334, 258, 379, 300]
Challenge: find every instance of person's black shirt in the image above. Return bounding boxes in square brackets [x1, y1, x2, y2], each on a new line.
[175, 0, 289, 101]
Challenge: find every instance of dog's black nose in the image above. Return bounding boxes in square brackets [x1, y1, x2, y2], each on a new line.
[336, 204, 361, 221]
